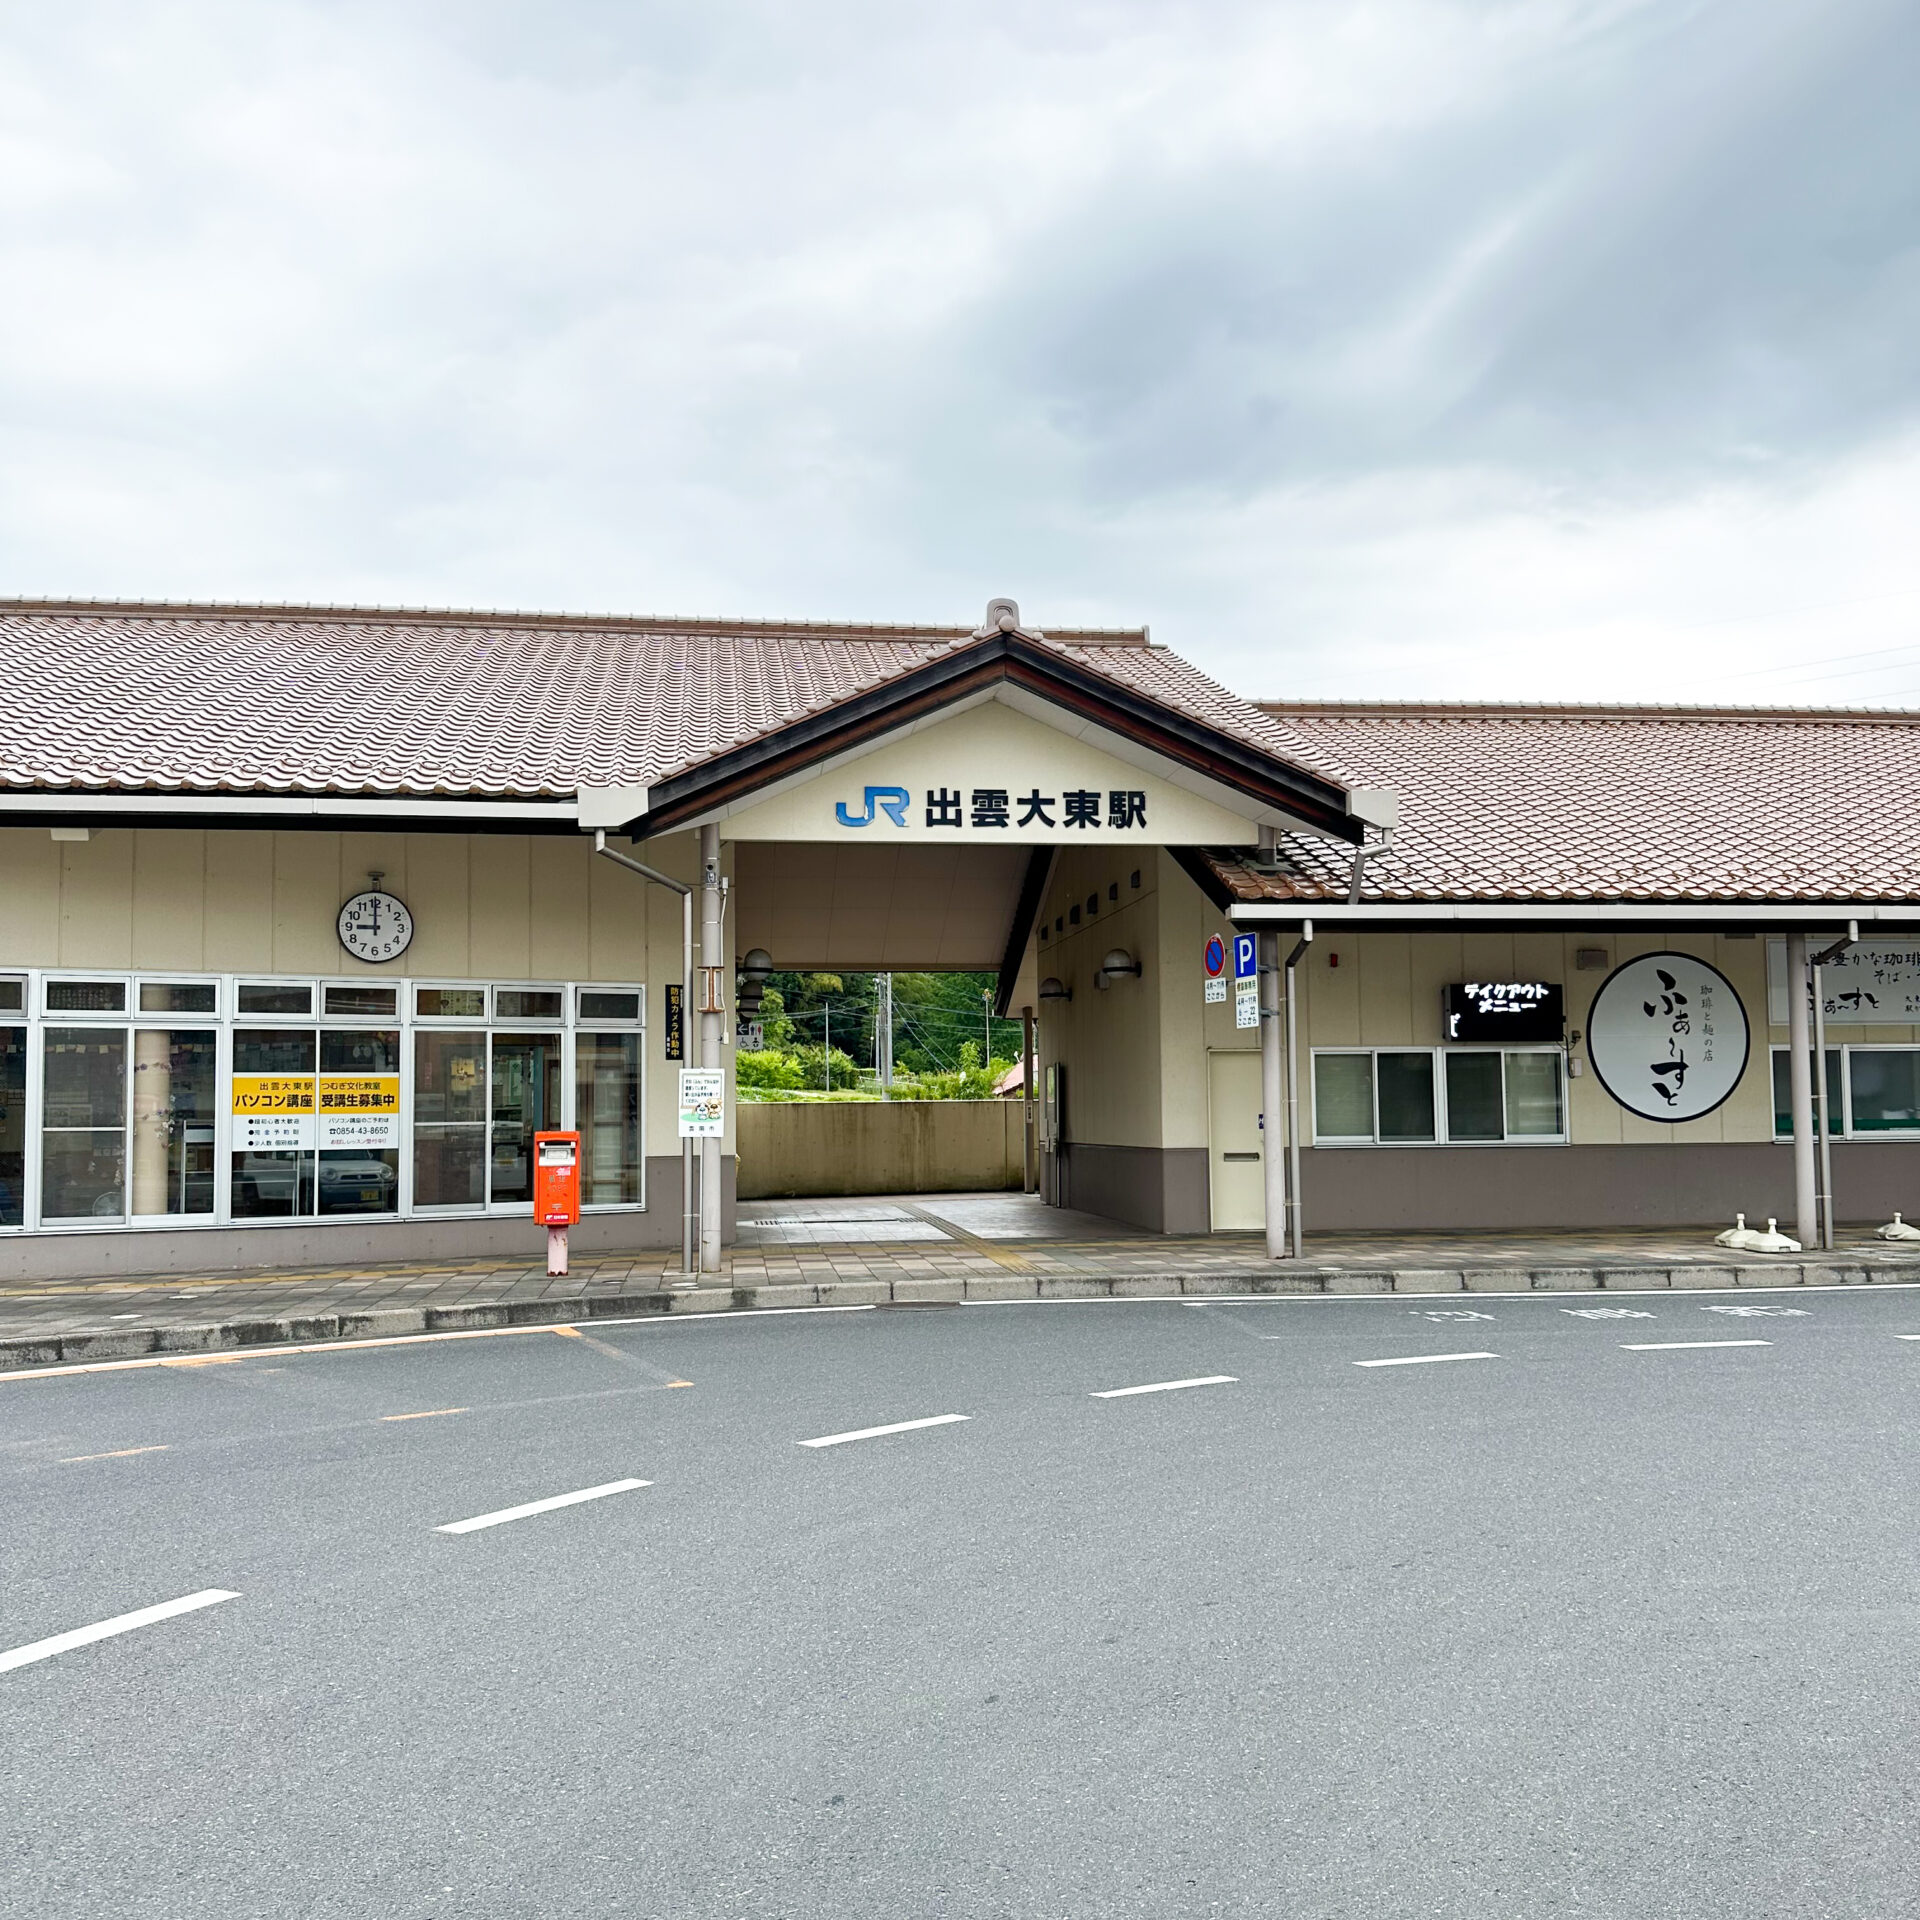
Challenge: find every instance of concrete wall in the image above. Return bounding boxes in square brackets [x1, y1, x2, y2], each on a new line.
[737, 1100, 1025, 1198]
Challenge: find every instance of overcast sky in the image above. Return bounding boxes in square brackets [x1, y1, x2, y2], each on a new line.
[3, 0, 1916, 704]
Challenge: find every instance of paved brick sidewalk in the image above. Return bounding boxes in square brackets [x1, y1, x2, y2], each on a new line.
[4, 1218, 1919, 1371]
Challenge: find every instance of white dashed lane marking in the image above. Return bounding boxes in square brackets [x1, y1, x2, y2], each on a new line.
[1353, 1352, 1499, 1369]
[1091, 1376, 1236, 1399]
[1, 1589, 239, 1676]
[1621, 1339, 1771, 1352]
[797, 1414, 970, 1449]
[435, 1478, 650, 1534]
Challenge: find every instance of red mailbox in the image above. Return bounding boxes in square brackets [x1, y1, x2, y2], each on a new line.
[533, 1131, 582, 1227]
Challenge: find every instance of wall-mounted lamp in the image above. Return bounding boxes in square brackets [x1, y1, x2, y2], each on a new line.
[736, 947, 775, 1016]
[1039, 976, 1072, 1003]
[1094, 947, 1142, 990]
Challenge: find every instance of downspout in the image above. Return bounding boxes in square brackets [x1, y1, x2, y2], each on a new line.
[1284, 920, 1313, 1261]
[1786, 931, 1817, 1251]
[1810, 920, 1859, 1252]
[594, 830, 698, 1281]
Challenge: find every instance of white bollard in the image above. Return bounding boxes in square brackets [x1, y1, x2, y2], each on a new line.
[547, 1226, 570, 1278]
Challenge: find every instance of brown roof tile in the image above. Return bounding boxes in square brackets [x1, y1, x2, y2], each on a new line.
[1237, 701, 1920, 903]
[0, 600, 1289, 799]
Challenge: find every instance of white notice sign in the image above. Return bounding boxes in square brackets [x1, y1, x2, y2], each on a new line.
[678, 1068, 725, 1138]
[1234, 976, 1259, 1030]
[1205, 977, 1227, 1004]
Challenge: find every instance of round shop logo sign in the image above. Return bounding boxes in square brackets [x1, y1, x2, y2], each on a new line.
[1587, 952, 1750, 1123]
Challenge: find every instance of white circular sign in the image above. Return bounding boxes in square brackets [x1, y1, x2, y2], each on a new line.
[336, 890, 415, 964]
[1586, 952, 1749, 1122]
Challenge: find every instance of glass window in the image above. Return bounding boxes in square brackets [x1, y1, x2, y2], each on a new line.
[496, 988, 563, 1022]
[489, 1034, 562, 1204]
[131, 1030, 217, 1216]
[1771, 1049, 1843, 1136]
[239, 983, 312, 1015]
[414, 1031, 486, 1208]
[0, 979, 26, 1014]
[47, 980, 126, 1013]
[1845, 1050, 1920, 1133]
[232, 1029, 316, 1219]
[139, 981, 217, 1014]
[1444, 1052, 1504, 1141]
[1314, 1055, 1374, 1138]
[1, 1028, 25, 1226]
[416, 987, 486, 1019]
[1377, 1052, 1435, 1141]
[317, 1030, 401, 1215]
[577, 1032, 642, 1203]
[42, 1028, 127, 1219]
[323, 984, 398, 1018]
[579, 989, 641, 1023]
[1505, 1051, 1564, 1137]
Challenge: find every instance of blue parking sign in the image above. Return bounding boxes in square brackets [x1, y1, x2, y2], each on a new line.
[1233, 933, 1257, 980]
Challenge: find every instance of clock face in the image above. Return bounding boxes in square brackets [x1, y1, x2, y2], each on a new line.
[337, 890, 415, 964]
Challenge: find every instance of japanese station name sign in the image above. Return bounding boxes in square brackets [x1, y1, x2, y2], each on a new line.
[714, 702, 1263, 845]
[1443, 982, 1564, 1045]
[1587, 953, 1750, 1123]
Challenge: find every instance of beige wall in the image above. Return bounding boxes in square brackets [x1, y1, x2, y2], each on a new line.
[1030, 843, 1165, 1149]
[736, 1099, 1024, 1198]
[0, 823, 728, 1155]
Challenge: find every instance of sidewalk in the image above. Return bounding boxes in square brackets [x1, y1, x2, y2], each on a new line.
[5, 1194, 1918, 1370]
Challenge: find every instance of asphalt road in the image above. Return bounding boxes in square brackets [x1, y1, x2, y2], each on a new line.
[5, 1285, 1920, 1919]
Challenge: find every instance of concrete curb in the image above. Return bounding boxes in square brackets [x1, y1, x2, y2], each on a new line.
[3, 1259, 1916, 1370]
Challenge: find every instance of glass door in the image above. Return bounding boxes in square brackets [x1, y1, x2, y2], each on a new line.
[489, 1034, 561, 1206]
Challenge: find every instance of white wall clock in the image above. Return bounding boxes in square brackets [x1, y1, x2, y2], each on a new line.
[337, 889, 415, 964]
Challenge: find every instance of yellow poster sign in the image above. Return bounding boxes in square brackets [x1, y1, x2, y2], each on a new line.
[319, 1075, 400, 1114]
[231, 1075, 316, 1115]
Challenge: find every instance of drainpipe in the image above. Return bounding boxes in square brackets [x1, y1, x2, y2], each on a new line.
[1786, 930, 1817, 1250]
[1284, 920, 1313, 1260]
[1259, 929, 1286, 1259]
[593, 831, 696, 1280]
[1810, 920, 1859, 1252]
[700, 823, 724, 1274]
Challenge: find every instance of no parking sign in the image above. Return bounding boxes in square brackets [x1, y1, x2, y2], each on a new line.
[1203, 934, 1227, 1003]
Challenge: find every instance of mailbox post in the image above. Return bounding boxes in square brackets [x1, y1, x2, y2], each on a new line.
[533, 1130, 582, 1277]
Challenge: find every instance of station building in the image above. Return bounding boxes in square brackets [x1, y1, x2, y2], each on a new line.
[2, 595, 1916, 1280]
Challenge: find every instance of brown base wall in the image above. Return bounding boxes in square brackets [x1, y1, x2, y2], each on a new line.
[1056, 1143, 1210, 1234]
[1296, 1142, 1919, 1232]
[1054, 1140, 1920, 1235]
[0, 1156, 734, 1282]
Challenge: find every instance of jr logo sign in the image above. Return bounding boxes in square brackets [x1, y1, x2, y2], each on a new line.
[835, 786, 912, 828]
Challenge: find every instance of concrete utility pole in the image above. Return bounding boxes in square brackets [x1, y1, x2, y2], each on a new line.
[699, 824, 723, 1274]
[1786, 930, 1817, 1251]
[878, 974, 893, 1098]
[1259, 929, 1286, 1260]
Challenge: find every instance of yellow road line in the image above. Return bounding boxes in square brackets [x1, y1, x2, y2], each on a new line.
[59, 1444, 170, 1463]
[381, 1407, 468, 1423]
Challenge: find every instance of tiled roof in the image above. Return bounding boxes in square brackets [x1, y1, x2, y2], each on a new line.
[0, 600, 1296, 799]
[1225, 702, 1920, 904]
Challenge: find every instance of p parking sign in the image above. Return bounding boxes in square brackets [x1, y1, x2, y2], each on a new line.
[1233, 933, 1259, 1030]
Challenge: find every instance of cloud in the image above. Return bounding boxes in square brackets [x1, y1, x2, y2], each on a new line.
[0, 0, 1915, 702]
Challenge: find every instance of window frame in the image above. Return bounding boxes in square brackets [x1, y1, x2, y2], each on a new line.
[1770, 1041, 1920, 1139]
[1310, 1045, 1570, 1147]
[2, 970, 651, 1233]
